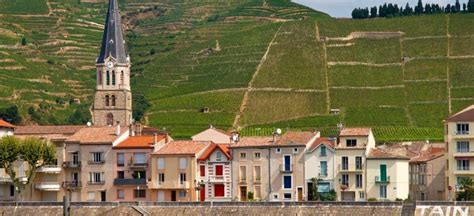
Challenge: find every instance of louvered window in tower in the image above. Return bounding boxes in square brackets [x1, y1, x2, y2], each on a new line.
[98, 71, 102, 84]
[121, 71, 124, 85]
[111, 95, 116, 106]
[106, 71, 110, 85]
[105, 95, 110, 106]
[112, 71, 116, 85]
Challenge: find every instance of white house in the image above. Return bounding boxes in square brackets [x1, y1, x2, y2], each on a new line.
[0, 119, 15, 137]
[305, 137, 336, 199]
[197, 143, 232, 201]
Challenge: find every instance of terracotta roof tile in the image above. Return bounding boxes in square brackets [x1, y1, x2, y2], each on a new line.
[410, 147, 445, 162]
[15, 125, 84, 135]
[447, 105, 474, 122]
[231, 136, 274, 148]
[0, 119, 15, 128]
[340, 128, 371, 136]
[367, 148, 410, 159]
[114, 135, 165, 149]
[154, 141, 210, 155]
[308, 137, 334, 152]
[66, 126, 126, 144]
[198, 143, 231, 161]
[276, 131, 316, 146]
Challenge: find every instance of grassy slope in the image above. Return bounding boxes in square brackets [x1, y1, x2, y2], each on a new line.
[0, 0, 473, 142]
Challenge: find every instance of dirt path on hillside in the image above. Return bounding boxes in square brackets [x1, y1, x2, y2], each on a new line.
[330, 85, 404, 90]
[327, 61, 402, 66]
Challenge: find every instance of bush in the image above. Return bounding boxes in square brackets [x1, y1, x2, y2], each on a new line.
[47, 59, 55, 65]
[368, 198, 378, 201]
[68, 105, 91, 125]
[247, 191, 254, 201]
[21, 37, 27, 46]
[0, 105, 22, 124]
[132, 93, 151, 122]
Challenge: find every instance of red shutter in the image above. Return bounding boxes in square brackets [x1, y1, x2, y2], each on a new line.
[200, 165, 205, 177]
[214, 184, 224, 197]
[215, 165, 223, 176]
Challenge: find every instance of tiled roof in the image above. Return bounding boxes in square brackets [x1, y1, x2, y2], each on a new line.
[0, 119, 15, 128]
[410, 147, 445, 162]
[447, 105, 474, 122]
[339, 127, 371, 136]
[198, 143, 231, 161]
[15, 125, 84, 135]
[114, 135, 165, 149]
[231, 136, 274, 148]
[308, 137, 334, 152]
[276, 131, 316, 146]
[154, 141, 210, 155]
[66, 126, 126, 144]
[367, 148, 410, 160]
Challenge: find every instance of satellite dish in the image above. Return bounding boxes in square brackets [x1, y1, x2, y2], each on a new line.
[276, 128, 282, 135]
[86, 122, 92, 127]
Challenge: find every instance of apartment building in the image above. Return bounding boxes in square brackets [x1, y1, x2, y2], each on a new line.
[445, 105, 474, 200]
[149, 141, 211, 201]
[111, 134, 168, 201]
[197, 143, 232, 201]
[366, 148, 410, 201]
[230, 131, 319, 201]
[305, 137, 336, 200]
[409, 146, 445, 200]
[335, 128, 375, 201]
[63, 126, 129, 201]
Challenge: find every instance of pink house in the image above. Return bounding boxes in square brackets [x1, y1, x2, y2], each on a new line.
[197, 143, 232, 201]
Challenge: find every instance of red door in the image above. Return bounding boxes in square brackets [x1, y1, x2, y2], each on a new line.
[200, 185, 205, 201]
[214, 184, 225, 197]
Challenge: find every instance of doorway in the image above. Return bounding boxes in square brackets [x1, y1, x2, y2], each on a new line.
[200, 185, 205, 201]
[297, 187, 303, 201]
[240, 186, 247, 201]
[307, 182, 314, 201]
[171, 190, 176, 201]
[100, 191, 106, 202]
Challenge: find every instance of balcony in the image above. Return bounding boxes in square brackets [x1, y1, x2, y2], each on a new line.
[35, 182, 61, 191]
[375, 176, 390, 183]
[128, 161, 148, 169]
[37, 165, 61, 174]
[63, 161, 81, 169]
[338, 163, 364, 172]
[152, 180, 190, 189]
[254, 177, 261, 184]
[454, 151, 474, 158]
[87, 181, 105, 185]
[0, 177, 12, 184]
[280, 164, 293, 173]
[239, 177, 247, 184]
[88, 160, 105, 165]
[113, 178, 147, 186]
[62, 181, 82, 189]
[453, 168, 472, 175]
[209, 175, 225, 182]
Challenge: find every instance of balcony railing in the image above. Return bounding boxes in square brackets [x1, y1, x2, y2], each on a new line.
[37, 165, 62, 173]
[113, 178, 147, 186]
[128, 160, 148, 169]
[152, 181, 190, 189]
[254, 177, 261, 184]
[63, 161, 81, 169]
[280, 164, 293, 173]
[62, 181, 82, 189]
[456, 131, 470, 135]
[375, 176, 390, 183]
[239, 177, 247, 184]
[35, 182, 61, 191]
[88, 160, 105, 165]
[209, 175, 225, 182]
[87, 181, 105, 185]
[338, 163, 364, 172]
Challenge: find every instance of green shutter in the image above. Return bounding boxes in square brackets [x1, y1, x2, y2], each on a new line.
[380, 164, 387, 181]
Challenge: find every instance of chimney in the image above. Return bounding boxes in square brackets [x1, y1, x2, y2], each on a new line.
[153, 133, 158, 144]
[115, 123, 121, 136]
[165, 134, 169, 144]
[129, 124, 135, 137]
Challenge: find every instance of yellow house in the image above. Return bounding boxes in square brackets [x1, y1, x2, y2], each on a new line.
[149, 141, 211, 201]
[445, 104, 474, 200]
[334, 127, 375, 201]
[366, 148, 410, 201]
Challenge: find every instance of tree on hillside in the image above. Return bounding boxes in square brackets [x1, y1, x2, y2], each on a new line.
[415, 0, 424, 14]
[463, 3, 467, 11]
[0, 105, 22, 124]
[0, 137, 56, 200]
[370, 6, 378, 18]
[456, 0, 461, 12]
[468, 0, 474, 12]
[403, 3, 414, 15]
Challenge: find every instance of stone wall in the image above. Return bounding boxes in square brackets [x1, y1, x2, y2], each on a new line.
[0, 202, 403, 216]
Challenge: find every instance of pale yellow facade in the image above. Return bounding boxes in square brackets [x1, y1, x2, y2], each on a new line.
[366, 159, 409, 201]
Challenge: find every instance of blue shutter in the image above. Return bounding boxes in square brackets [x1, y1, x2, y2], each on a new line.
[283, 176, 292, 189]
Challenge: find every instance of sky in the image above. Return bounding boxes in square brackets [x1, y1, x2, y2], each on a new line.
[293, 0, 456, 17]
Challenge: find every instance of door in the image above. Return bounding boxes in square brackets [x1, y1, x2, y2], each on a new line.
[214, 184, 224, 197]
[307, 182, 314, 201]
[284, 155, 291, 171]
[171, 190, 176, 201]
[157, 191, 165, 202]
[72, 153, 79, 165]
[342, 157, 348, 170]
[200, 185, 205, 201]
[240, 186, 247, 201]
[380, 164, 387, 181]
[297, 187, 303, 201]
[100, 191, 106, 202]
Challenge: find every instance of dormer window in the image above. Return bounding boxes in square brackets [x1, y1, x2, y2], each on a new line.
[216, 151, 222, 161]
[346, 139, 357, 147]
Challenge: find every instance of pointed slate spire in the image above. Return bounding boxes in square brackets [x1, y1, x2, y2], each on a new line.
[96, 0, 128, 64]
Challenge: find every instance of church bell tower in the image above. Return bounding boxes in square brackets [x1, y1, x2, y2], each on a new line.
[93, 0, 132, 126]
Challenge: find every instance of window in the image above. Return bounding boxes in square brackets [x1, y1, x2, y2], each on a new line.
[179, 173, 186, 184]
[120, 71, 124, 85]
[216, 151, 222, 161]
[106, 113, 113, 125]
[254, 166, 261, 181]
[457, 159, 470, 171]
[157, 158, 164, 169]
[133, 153, 146, 164]
[320, 145, 327, 156]
[320, 161, 327, 177]
[293, 148, 299, 154]
[179, 158, 187, 169]
[342, 156, 349, 170]
[117, 171, 124, 179]
[9, 185, 14, 197]
[254, 152, 261, 159]
[117, 153, 124, 166]
[98, 71, 102, 85]
[283, 193, 292, 200]
[254, 186, 261, 199]
[457, 123, 470, 135]
[283, 175, 292, 189]
[273, 194, 279, 200]
[359, 191, 365, 200]
[457, 141, 470, 152]
[239, 166, 247, 181]
[419, 174, 426, 185]
[179, 190, 186, 198]
[420, 192, 426, 201]
[356, 156, 363, 170]
[317, 182, 330, 193]
[105, 95, 110, 106]
[346, 139, 357, 147]
[356, 174, 363, 188]
[342, 174, 349, 186]
[117, 189, 124, 199]
[134, 189, 146, 198]
[379, 185, 387, 199]
[112, 71, 116, 85]
[87, 192, 95, 201]
[276, 148, 281, 153]
[158, 173, 164, 185]
[89, 172, 103, 183]
[215, 165, 223, 176]
[106, 71, 110, 85]
[200, 165, 205, 177]
[111, 95, 116, 106]
[133, 171, 146, 179]
[240, 152, 247, 159]
[91, 152, 103, 163]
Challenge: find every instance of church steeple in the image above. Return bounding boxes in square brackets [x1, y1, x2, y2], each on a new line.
[96, 0, 129, 65]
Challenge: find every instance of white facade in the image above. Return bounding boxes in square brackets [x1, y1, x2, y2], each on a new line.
[305, 142, 336, 196]
[366, 159, 410, 200]
[197, 146, 232, 201]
